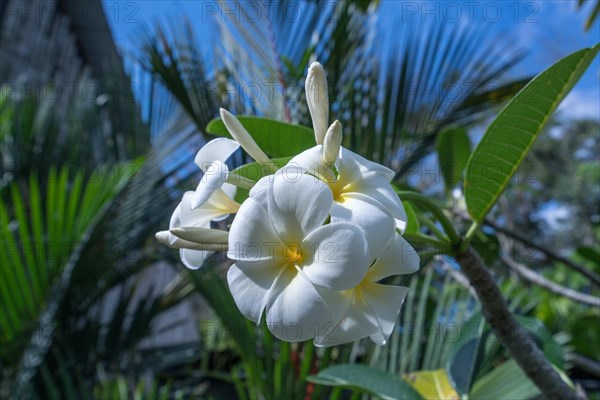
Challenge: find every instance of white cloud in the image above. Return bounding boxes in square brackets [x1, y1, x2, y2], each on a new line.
[557, 89, 600, 121]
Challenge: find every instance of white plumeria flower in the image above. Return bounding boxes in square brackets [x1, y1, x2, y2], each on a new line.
[156, 138, 241, 269]
[227, 171, 370, 342]
[318, 233, 420, 347]
[288, 61, 407, 258]
[289, 134, 406, 259]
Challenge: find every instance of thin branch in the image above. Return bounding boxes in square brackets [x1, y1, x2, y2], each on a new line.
[484, 218, 600, 287]
[571, 353, 600, 378]
[455, 210, 600, 287]
[502, 254, 600, 307]
[456, 246, 583, 400]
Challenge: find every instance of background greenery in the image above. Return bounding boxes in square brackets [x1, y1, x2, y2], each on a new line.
[1, 1, 598, 398]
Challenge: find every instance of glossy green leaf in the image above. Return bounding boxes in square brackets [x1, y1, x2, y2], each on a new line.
[308, 364, 423, 400]
[465, 45, 599, 223]
[206, 116, 315, 158]
[435, 127, 471, 191]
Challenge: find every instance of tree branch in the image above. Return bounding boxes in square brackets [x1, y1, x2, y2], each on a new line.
[484, 218, 600, 287]
[502, 254, 600, 307]
[456, 246, 583, 400]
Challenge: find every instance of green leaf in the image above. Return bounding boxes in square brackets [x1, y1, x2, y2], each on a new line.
[469, 360, 540, 400]
[403, 369, 459, 400]
[514, 315, 564, 369]
[229, 157, 292, 183]
[576, 246, 600, 270]
[445, 314, 487, 395]
[403, 202, 420, 235]
[446, 313, 564, 395]
[435, 127, 471, 191]
[206, 116, 315, 158]
[465, 45, 599, 223]
[470, 230, 500, 266]
[308, 364, 423, 400]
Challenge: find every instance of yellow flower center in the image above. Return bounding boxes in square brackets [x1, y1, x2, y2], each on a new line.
[328, 180, 346, 203]
[284, 243, 303, 265]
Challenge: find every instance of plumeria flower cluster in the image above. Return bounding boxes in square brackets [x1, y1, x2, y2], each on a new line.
[156, 62, 419, 346]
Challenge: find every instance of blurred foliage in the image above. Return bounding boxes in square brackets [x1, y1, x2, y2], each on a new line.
[1, 0, 599, 399]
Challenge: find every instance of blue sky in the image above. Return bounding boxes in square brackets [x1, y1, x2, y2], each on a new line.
[104, 0, 599, 121]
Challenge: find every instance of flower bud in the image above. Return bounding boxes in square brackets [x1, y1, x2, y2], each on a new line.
[220, 108, 275, 169]
[305, 62, 329, 144]
[170, 226, 229, 245]
[322, 120, 342, 164]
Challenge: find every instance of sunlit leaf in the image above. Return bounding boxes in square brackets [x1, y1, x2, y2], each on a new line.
[465, 45, 599, 223]
[403, 369, 459, 400]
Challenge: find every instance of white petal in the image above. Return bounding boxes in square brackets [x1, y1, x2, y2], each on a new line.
[228, 197, 282, 262]
[194, 137, 240, 172]
[179, 191, 229, 227]
[265, 268, 333, 342]
[180, 248, 211, 270]
[268, 172, 333, 242]
[191, 161, 228, 209]
[312, 288, 353, 345]
[248, 175, 273, 207]
[227, 261, 282, 323]
[301, 222, 369, 290]
[167, 201, 215, 248]
[306, 62, 329, 144]
[221, 182, 237, 200]
[331, 193, 395, 260]
[368, 234, 420, 282]
[348, 173, 407, 225]
[203, 186, 240, 215]
[288, 146, 336, 182]
[317, 294, 379, 347]
[339, 147, 395, 181]
[361, 282, 408, 345]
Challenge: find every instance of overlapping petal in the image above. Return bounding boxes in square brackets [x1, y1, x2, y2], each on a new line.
[194, 137, 240, 172]
[301, 222, 369, 290]
[228, 197, 282, 262]
[265, 268, 335, 342]
[330, 193, 395, 259]
[268, 172, 333, 242]
[368, 234, 420, 282]
[361, 282, 409, 345]
[227, 259, 285, 323]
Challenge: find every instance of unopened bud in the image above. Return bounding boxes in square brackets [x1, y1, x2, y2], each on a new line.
[305, 62, 329, 144]
[322, 120, 342, 164]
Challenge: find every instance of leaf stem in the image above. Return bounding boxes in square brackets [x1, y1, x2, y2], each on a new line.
[417, 214, 448, 242]
[397, 191, 461, 246]
[402, 232, 452, 253]
[461, 221, 481, 251]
